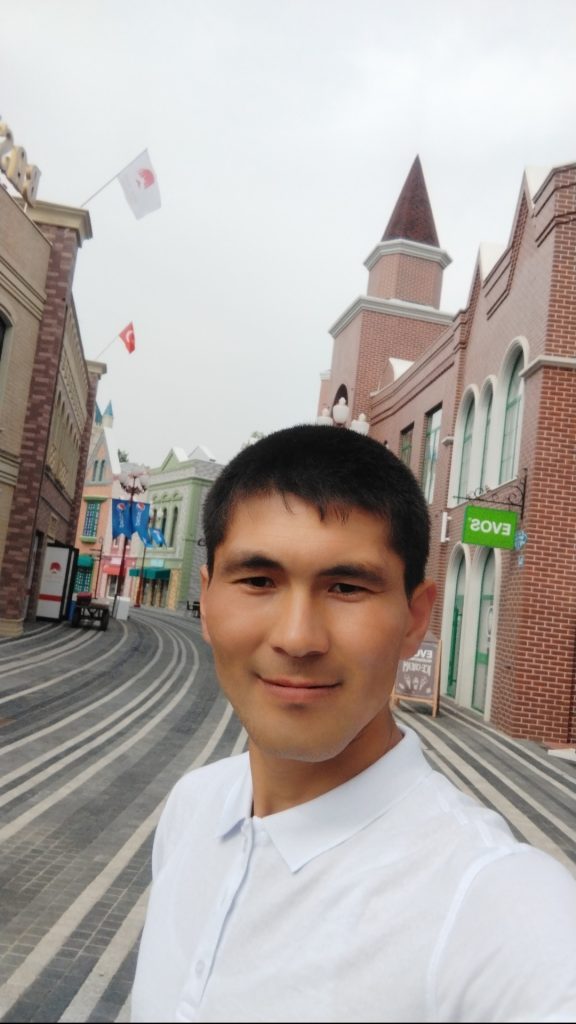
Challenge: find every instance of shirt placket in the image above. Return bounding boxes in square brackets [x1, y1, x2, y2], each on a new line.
[175, 818, 255, 1022]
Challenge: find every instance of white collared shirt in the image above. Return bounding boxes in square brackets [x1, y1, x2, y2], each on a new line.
[131, 727, 576, 1023]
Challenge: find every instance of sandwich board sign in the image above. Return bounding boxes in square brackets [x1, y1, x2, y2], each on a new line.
[462, 506, 518, 549]
[391, 636, 441, 717]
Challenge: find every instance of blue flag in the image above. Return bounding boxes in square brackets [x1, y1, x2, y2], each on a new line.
[150, 527, 166, 547]
[111, 499, 132, 539]
[132, 501, 151, 543]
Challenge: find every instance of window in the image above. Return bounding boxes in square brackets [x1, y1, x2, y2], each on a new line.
[472, 553, 495, 713]
[170, 507, 179, 547]
[98, 459, 105, 482]
[421, 406, 442, 503]
[499, 352, 523, 483]
[82, 500, 101, 539]
[0, 317, 6, 363]
[160, 508, 168, 537]
[457, 401, 475, 500]
[479, 388, 492, 490]
[399, 425, 413, 467]
[74, 567, 92, 592]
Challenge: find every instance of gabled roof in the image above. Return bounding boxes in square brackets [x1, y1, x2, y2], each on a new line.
[382, 156, 440, 247]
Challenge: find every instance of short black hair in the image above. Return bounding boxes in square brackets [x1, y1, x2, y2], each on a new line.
[203, 424, 430, 595]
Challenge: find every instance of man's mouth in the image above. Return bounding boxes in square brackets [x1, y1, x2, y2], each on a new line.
[258, 676, 340, 700]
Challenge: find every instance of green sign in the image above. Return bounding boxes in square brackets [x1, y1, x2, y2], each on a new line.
[462, 505, 518, 549]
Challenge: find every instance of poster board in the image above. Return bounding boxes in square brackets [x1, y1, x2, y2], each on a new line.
[391, 637, 441, 717]
[37, 544, 77, 621]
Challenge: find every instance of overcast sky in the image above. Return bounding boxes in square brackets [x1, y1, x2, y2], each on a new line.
[4, 0, 576, 466]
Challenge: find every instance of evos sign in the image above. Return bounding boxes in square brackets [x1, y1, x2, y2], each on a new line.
[462, 505, 518, 549]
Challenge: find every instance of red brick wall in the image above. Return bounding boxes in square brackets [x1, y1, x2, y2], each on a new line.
[0, 224, 80, 625]
[368, 252, 443, 308]
[354, 310, 448, 421]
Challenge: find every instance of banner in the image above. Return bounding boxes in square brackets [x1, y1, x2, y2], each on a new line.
[117, 149, 161, 220]
[119, 322, 136, 354]
[111, 499, 132, 539]
[150, 527, 167, 547]
[132, 502, 151, 543]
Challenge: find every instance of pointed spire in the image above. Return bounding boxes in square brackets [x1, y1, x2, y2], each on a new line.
[382, 156, 439, 247]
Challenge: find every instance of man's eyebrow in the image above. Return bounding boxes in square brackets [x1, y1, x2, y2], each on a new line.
[217, 555, 388, 586]
[319, 564, 387, 586]
[218, 553, 283, 575]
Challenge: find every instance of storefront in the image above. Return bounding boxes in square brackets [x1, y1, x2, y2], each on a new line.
[129, 566, 171, 607]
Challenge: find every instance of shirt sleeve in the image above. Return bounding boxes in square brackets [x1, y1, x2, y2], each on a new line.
[432, 846, 576, 1023]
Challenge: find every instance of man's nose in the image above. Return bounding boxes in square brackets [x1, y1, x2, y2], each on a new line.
[268, 591, 329, 658]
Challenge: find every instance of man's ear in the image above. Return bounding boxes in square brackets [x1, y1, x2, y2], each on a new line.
[400, 579, 437, 660]
[199, 564, 211, 645]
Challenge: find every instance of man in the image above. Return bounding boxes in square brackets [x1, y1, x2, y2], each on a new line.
[132, 425, 576, 1023]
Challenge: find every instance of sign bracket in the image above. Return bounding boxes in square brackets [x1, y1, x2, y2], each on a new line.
[453, 468, 528, 520]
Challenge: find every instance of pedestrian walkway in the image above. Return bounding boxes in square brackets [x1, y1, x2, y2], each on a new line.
[0, 609, 574, 1022]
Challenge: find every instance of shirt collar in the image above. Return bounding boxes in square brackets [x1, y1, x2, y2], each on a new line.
[216, 726, 432, 872]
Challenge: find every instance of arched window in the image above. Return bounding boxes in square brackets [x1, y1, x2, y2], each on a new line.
[447, 555, 466, 698]
[472, 553, 495, 713]
[479, 386, 493, 490]
[421, 406, 442, 504]
[499, 352, 523, 483]
[170, 506, 179, 547]
[457, 401, 475, 501]
[160, 508, 168, 537]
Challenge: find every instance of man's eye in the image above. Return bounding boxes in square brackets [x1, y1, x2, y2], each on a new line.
[331, 582, 366, 595]
[239, 576, 274, 588]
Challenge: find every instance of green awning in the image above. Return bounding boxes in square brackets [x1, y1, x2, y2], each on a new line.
[129, 567, 170, 581]
[77, 554, 94, 568]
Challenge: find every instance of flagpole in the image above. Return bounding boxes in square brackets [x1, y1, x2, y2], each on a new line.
[80, 150, 148, 208]
[93, 335, 121, 360]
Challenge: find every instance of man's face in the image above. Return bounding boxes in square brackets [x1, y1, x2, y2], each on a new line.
[200, 493, 435, 770]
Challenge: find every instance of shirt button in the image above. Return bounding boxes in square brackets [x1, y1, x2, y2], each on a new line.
[195, 960, 205, 977]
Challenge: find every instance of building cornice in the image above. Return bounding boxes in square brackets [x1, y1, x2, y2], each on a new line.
[329, 295, 453, 338]
[364, 238, 452, 271]
[521, 355, 576, 380]
[22, 200, 93, 246]
[86, 360, 107, 379]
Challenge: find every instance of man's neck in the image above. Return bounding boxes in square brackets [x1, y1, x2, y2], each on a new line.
[249, 719, 403, 817]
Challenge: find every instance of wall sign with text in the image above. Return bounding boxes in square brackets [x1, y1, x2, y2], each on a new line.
[462, 505, 518, 549]
[391, 638, 441, 717]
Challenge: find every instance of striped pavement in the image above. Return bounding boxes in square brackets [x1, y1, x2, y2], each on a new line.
[0, 608, 574, 1022]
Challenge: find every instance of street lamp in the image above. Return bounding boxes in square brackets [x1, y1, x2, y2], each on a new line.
[134, 505, 153, 608]
[114, 464, 150, 613]
[93, 536, 104, 598]
[316, 398, 370, 435]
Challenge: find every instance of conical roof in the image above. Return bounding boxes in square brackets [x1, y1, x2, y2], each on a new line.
[382, 156, 439, 247]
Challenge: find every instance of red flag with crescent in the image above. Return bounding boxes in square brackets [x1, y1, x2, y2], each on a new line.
[119, 323, 136, 354]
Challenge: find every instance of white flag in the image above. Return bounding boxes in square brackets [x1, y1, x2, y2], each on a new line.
[117, 149, 161, 219]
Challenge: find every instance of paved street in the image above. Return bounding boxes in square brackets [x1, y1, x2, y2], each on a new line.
[0, 609, 575, 1023]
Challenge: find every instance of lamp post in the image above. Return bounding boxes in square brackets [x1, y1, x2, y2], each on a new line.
[316, 398, 370, 435]
[93, 536, 104, 598]
[114, 464, 150, 614]
[134, 506, 152, 608]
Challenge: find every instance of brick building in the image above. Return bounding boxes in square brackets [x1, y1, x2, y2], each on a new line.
[318, 156, 576, 746]
[0, 189, 105, 636]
